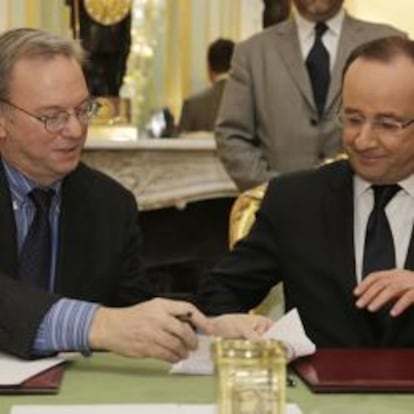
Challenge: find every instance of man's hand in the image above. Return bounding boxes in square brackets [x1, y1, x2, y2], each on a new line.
[210, 313, 274, 340]
[89, 298, 213, 363]
[354, 269, 414, 317]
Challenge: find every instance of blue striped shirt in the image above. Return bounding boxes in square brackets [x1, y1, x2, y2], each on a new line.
[3, 160, 97, 354]
[4, 160, 61, 291]
[34, 299, 98, 354]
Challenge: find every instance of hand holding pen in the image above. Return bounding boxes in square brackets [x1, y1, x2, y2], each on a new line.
[176, 311, 197, 331]
[89, 298, 212, 363]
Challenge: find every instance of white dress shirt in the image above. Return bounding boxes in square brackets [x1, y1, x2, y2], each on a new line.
[353, 174, 414, 282]
[295, 8, 345, 71]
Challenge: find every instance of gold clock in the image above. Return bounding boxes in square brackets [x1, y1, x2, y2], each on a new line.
[83, 0, 132, 26]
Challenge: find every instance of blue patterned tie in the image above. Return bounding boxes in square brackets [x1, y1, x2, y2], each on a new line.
[18, 188, 54, 289]
[306, 22, 330, 116]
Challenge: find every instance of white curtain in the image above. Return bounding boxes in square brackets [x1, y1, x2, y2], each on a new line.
[0, 0, 68, 35]
[161, 0, 255, 121]
[125, 0, 261, 126]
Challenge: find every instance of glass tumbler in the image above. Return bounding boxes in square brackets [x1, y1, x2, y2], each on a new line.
[211, 338, 286, 414]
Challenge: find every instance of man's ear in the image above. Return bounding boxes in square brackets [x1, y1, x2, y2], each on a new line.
[0, 112, 7, 139]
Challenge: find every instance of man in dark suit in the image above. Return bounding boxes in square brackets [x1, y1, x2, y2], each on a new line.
[215, 0, 405, 191]
[0, 27, 215, 362]
[178, 38, 235, 133]
[0, 28, 270, 360]
[199, 36, 414, 348]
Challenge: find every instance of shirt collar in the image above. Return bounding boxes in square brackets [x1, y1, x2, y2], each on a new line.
[2, 159, 62, 207]
[213, 73, 228, 83]
[354, 173, 414, 199]
[295, 8, 345, 44]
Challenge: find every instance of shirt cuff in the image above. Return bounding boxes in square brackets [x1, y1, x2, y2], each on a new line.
[33, 298, 99, 356]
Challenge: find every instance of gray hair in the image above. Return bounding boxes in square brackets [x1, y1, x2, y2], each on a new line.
[0, 28, 86, 99]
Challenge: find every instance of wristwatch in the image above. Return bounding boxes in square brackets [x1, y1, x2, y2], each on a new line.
[83, 0, 132, 25]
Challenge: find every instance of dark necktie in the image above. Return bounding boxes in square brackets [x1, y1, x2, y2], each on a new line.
[306, 22, 330, 116]
[362, 185, 401, 277]
[18, 188, 54, 290]
[362, 184, 400, 340]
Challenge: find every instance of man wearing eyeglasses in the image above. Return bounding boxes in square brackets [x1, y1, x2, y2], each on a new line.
[199, 36, 414, 348]
[0, 28, 273, 361]
[215, 0, 406, 192]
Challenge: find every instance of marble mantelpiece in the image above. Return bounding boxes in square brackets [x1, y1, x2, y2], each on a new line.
[82, 126, 238, 211]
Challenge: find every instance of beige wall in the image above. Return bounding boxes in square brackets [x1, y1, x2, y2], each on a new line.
[345, 0, 414, 37]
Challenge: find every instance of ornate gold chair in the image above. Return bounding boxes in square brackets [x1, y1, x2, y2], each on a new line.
[320, 152, 348, 166]
[229, 184, 267, 248]
[229, 183, 285, 317]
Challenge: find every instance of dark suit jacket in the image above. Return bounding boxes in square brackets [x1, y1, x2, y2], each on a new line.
[198, 160, 414, 348]
[0, 273, 59, 358]
[179, 79, 227, 132]
[0, 160, 153, 307]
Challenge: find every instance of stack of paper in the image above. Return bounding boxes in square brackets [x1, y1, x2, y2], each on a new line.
[0, 352, 65, 394]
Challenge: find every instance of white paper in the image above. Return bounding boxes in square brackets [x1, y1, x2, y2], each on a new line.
[170, 334, 213, 375]
[11, 403, 303, 414]
[171, 308, 315, 375]
[0, 352, 64, 386]
[262, 308, 316, 360]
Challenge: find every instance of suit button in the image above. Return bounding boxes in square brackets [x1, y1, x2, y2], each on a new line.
[310, 118, 318, 126]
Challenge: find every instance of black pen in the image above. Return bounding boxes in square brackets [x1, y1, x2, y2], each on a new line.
[286, 375, 296, 387]
[176, 311, 196, 330]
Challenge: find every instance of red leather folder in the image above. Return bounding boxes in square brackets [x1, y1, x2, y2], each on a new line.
[293, 349, 414, 393]
[0, 362, 65, 394]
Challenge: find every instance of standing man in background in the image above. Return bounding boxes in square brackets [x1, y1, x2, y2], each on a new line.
[178, 38, 235, 133]
[215, 0, 405, 191]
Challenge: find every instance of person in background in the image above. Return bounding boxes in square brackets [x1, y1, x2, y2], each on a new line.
[262, 0, 291, 28]
[199, 36, 414, 348]
[0, 28, 271, 361]
[178, 38, 235, 133]
[215, 0, 405, 191]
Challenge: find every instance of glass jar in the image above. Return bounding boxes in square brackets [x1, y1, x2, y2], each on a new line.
[211, 338, 286, 414]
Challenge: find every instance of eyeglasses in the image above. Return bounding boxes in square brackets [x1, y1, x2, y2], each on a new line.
[336, 111, 414, 140]
[0, 98, 101, 134]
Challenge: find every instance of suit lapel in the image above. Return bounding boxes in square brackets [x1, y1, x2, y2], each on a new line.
[326, 15, 363, 111]
[323, 161, 378, 344]
[0, 161, 18, 277]
[323, 161, 355, 292]
[275, 20, 315, 109]
[404, 232, 414, 270]
[54, 165, 92, 296]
